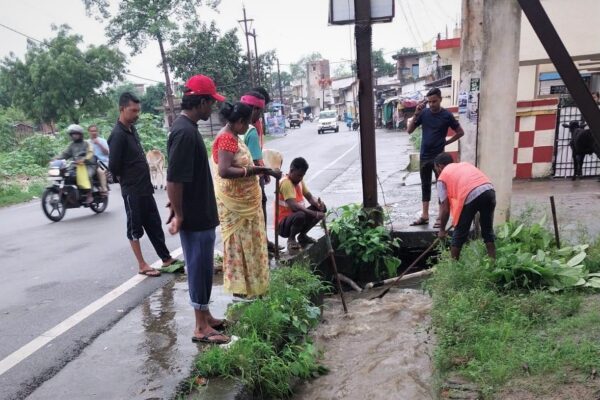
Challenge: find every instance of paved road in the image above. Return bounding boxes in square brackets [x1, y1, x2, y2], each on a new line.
[0, 120, 359, 399]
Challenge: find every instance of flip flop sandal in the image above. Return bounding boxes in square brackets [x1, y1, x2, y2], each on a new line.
[191, 332, 230, 345]
[410, 217, 429, 226]
[138, 269, 161, 277]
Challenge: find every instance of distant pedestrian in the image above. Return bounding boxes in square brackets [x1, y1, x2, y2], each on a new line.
[407, 87, 464, 227]
[212, 101, 281, 299]
[434, 152, 496, 260]
[108, 92, 180, 277]
[166, 74, 229, 344]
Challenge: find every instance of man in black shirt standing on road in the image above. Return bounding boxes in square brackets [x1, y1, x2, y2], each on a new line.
[166, 75, 229, 345]
[407, 87, 464, 227]
[108, 92, 180, 277]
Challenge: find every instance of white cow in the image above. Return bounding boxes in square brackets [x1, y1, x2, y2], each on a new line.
[146, 149, 165, 190]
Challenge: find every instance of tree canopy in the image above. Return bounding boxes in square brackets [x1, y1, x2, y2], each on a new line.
[372, 49, 396, 77]
[0, 25, 126, 125]
[142, 83, 166, 114]
[168, 21, 244, 100]
[290, 53, 323, 80]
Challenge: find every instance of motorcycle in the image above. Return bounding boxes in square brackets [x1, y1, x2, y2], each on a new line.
[41, 159, 109, 222]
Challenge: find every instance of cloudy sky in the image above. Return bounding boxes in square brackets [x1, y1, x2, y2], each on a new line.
[0, 0, 460, 85]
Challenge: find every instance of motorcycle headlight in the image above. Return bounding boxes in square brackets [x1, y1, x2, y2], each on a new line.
[48, 169, 60, 177]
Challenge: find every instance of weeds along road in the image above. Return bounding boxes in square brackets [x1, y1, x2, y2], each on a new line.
[0, 119, 360, 399]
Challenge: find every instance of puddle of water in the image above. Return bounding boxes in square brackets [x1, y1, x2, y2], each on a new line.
[294, 288, 435, 400]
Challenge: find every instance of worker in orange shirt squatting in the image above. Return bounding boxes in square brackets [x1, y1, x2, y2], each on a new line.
[276, 157, 326, 254]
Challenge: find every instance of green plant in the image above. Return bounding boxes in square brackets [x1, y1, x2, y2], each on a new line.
[328, 203, 401, 279]
[485, 217, 600, 291]
[192, 263, 327, 398]
[409, 127, 422, 151]
[428, 222, 600, 398]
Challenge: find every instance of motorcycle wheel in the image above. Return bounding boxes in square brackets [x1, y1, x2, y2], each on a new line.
[90, 195, 109, 213]
[42, 188, 66, 222]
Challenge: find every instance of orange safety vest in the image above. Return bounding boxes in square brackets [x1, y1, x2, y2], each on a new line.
[276, 176, 305, 226]
[438, 162, 491, 224]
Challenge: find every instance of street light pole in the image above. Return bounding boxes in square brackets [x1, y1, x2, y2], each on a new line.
[354, 0, 380, 213]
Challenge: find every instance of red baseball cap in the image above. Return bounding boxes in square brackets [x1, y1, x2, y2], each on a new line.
[183, 74, 225, 102]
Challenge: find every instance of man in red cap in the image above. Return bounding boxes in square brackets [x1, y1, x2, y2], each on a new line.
[166, 74, 230, 345]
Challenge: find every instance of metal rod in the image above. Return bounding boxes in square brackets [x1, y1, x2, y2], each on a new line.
[371, 238, 440, 300]
[274, 177, 280, 260]
[321, 219, 348, 314]
[550, 195, 561, 248]
[518, 0, 600, 156]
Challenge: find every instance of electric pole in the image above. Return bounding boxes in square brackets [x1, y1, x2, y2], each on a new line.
[238, 6, 254, 86]
[250, 29, 260, 86]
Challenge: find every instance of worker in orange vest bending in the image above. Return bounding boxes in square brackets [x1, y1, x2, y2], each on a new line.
[276, 157, 326, 254]
[434, 152, 496, 260]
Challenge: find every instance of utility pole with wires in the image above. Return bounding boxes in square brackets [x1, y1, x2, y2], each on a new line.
[238, 6, 254, 86]
[248, 28, 260, 86]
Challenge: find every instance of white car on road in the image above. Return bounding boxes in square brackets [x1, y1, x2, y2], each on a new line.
[317, 110, 339, 134]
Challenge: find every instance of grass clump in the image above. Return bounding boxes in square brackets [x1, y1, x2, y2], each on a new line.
[192, 262, 328, 398]
[428, 222, 600, 398]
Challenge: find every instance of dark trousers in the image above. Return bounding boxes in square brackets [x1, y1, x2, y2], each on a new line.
[180, 228, 215, 311]
[278, 205, 323, 238]
[122, 194, 171, 261]
[419, 159, 438, 202]
[452, 189, 496, 248]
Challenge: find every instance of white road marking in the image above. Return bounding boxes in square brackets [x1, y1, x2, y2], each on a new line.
[306, 141, 359, 184]
[0, 247, 183, 377]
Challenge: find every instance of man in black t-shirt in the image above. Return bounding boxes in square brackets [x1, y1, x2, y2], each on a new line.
[407, 87, 464, 227]
[108, 92, 180, 277]
[166, 74, 229, 345]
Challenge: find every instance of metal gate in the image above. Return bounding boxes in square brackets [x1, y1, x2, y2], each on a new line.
[553, 95, 600, 178]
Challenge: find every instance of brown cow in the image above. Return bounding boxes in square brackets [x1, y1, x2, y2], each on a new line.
[146, 149, 165, 189]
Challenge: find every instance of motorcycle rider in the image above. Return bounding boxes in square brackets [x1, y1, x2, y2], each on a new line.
[56, 124, 97, 204]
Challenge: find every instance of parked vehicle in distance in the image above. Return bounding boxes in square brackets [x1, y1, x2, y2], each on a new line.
[288, 112, 302, 128]
[317, 110, 339, 134]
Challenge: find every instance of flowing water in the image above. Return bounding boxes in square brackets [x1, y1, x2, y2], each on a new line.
[294, 288, 435, 400]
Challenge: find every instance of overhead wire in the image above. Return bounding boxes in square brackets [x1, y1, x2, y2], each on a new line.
[397, 0, 421, 49]
[0, 22, 163, 84]
[403, 0, 425, 45]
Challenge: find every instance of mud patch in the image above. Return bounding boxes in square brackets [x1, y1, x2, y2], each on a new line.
[294, 288, 434, 400]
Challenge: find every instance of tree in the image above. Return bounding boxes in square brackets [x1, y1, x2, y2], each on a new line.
[142, 83, 166, 114]
[83, 0, 220, 125]
[290, 53, 323, 81]
[332, 63, 353, 79]
[0, 25, 126, 126]
[372, 49, 396, 77]
[397, 47, 418, 55]
[169, 21, 244, 101]
[276, 71, 292, 88]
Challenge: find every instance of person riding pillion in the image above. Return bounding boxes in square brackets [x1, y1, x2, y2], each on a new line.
[56, 124, 97, 204]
